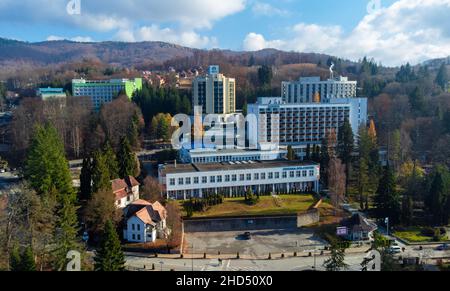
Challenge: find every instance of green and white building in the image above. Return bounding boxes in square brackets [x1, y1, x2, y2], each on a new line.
[72, 78, 143, 110]
[37, 87, 66, 100]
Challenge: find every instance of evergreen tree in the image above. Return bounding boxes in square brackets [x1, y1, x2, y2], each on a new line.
[257, 65, 273, 86]
[117, 137, 138, 179]
[94, 220, 125, 271]
[24, 123, 76, 204]
[374, 164, 401, 224]
[320, 137, 330, 187]
[337, 118, 354, 190]
[401, 194, 414, 226]
[428, 172, 447, 225]
[9, 245, 21, 271]
[358, 158, 369, 211]
[435, 63, 448, 90]
[103, 142, 119, 180]
[128, 113, 141, 148]
[91, 150, 111, 193]
[79, 157, 92, 200]
[409, 86, 426, 115]
[20, 246, 37, 271]
[54, 196, 81, 271]
[323, 238, 348, 271]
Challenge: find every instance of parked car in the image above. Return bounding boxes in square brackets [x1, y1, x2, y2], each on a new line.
[388, 245, 402, 254]
[436, 244, 450, 251]
[242, 232, 252, 240]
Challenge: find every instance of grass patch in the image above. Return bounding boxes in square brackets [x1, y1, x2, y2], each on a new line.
[181, 194, 332, 218]
[394, 227, 448, 243]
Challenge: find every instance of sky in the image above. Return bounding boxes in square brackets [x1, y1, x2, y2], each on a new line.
[0, 0, 449, 66]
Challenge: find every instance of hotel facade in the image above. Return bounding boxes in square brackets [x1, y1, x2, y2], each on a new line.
[158, 161, 320, 200]
[247, 97, 367, 158]
[281, 76, 357, 104]
[72, 78, 142, 110]
[192, 66, 236, 115]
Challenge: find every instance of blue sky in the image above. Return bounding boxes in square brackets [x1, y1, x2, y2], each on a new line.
[0, 0, 448, 66]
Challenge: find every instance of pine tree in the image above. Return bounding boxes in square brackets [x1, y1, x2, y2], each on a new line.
[103, 141, 119, 180]
[79, 157, 92, 200]
[338, 118, 354, 191]
[374, 164, 400, 224]
[117, 137, 138, 179]
[320, 137, 330, 187]
[401, 194, 414, 226]
[429, 172, 447, 225]
[435, 63, 448, 90]
[9, 245, 21, 271]
[409, 87, 426, 115]
[91, 150, 111, 193]
[94, 220, 125, 271]
[323, 238, 348, 271]
[54, 196, 81, 271]
[20, 246, 36, 271]
[24, 123, 76, 204]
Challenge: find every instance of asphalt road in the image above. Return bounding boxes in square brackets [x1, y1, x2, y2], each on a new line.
[125, 252, 369, 272]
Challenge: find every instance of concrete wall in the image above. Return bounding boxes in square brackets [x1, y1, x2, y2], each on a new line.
[184, 215, 298, 233]
[297, 209, 320, 227]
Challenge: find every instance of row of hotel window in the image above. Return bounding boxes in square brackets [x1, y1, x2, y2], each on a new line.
[169, 170, 316, 186]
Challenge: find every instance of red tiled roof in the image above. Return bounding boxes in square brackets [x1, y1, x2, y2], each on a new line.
[111, 176, 140, 193]
[126, 199, 167, 225]
[135, 207, 156, 226]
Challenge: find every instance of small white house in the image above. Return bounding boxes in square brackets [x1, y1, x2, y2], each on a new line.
[123, 200, 168, 243]
[112, 176, 140, 208]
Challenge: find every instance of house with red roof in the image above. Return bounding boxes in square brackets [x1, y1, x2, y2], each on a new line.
[123, 199, 168, 243]
[111, 176, 140, 208]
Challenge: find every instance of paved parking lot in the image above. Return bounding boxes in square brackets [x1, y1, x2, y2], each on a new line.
[184, 228, 327, 258]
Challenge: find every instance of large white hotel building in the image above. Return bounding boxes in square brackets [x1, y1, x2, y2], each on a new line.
[159, 160, 320, 200]
[192, 66, 236, 115]
[281, 76, 357, 103]
[247, 97, 367, 159]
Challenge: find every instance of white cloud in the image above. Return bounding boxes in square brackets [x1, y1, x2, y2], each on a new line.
[243, 0, 450, 66]
[0, 0, 246, 48]
[243, 32, 285, 51]
[252, 2, 290, 17]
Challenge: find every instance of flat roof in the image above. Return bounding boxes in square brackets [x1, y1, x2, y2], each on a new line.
[160, 160, 318, 175]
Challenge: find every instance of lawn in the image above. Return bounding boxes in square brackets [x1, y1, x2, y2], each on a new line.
[394, 227, 448, 243]
[182, 194, 333, 218]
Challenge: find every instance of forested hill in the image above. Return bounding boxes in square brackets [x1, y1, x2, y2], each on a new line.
[0, 37, 347, 70]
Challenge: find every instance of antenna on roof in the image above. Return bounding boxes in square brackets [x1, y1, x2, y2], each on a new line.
[329, 62, 335, 79]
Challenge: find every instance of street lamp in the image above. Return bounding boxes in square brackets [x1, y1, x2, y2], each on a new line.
[192, 243, 194, 272]
[385, 217, 389, 236]
[159, 261, 164, 272]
